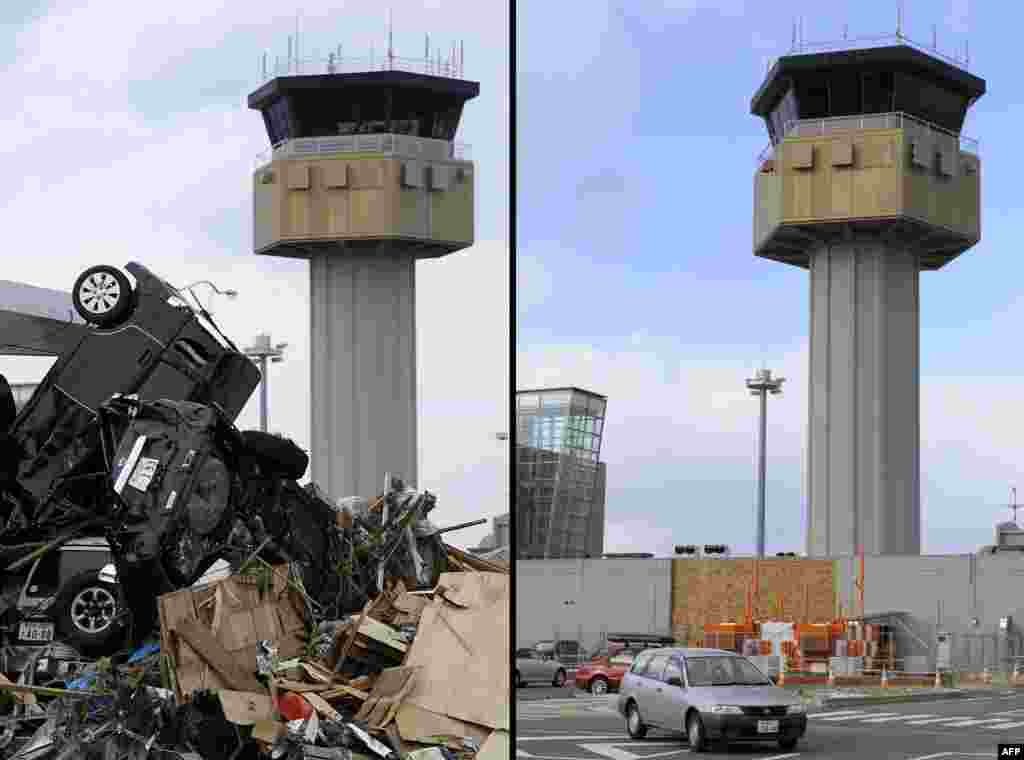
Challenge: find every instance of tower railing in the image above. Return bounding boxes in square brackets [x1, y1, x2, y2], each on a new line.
[756, 111, 979, 163]
[256, 54, 465, 88]
[769, 33, 971, 72]
[254, 133, 471, 169]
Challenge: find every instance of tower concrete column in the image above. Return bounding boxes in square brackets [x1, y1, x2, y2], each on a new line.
[309, 248, 417, 497]
[806, 241, 920, 556]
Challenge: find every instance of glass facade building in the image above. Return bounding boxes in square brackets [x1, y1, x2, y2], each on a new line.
[515, 387, 607, 559]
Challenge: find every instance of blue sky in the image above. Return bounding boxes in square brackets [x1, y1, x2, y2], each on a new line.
[0, 0, 508, 548]
[516, 0, 1024, 556]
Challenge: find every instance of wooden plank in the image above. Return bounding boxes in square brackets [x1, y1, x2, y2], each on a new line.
[304, 692, 343, 722]
[321, 684, 370, 702]
[173, 618, 264, 693]
[274, 680, 328, 693]
[333, 601, 371, 679]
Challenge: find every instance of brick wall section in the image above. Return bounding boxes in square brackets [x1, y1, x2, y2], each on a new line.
[671, 559, 837, 643]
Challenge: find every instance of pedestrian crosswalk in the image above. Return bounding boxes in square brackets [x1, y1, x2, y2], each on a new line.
[517, 697, 619, 721]
[808, 709, 1024, 731]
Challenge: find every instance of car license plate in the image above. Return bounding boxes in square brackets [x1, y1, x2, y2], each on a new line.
[757, 719, 779, 733]
[19, 621, 54, 642]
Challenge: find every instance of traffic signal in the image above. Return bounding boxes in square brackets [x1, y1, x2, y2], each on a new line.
[674, 544, 698, 555]
[703, 544, 729, 555]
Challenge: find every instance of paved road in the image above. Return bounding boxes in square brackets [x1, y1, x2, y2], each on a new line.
[516, 689, 1024, 758]
[517, 684, 579, 701]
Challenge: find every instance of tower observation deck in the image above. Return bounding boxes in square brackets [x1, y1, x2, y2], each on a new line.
[751, 43, 986, 556]
[249, 57, 479, 499]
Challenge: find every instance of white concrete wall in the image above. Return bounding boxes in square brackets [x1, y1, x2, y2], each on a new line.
[516, 558, 672, 653]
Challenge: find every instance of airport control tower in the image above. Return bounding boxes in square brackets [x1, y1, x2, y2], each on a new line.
[751, 42, 985, 556]
[248, 52, 478, 498]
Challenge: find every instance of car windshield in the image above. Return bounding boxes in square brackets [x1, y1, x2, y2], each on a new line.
[685, 656, 772, 686]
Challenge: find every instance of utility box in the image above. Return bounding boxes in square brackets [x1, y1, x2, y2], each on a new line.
[936, 632, 952, 670]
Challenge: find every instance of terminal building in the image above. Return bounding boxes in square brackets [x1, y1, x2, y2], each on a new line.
[515, 387, 607, 560]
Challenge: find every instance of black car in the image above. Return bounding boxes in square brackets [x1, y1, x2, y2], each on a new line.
[0, 262, 260, 540]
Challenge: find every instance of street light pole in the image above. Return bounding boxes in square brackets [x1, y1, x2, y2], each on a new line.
[746, 367, 785, 558]
[244, 333, 288, 432]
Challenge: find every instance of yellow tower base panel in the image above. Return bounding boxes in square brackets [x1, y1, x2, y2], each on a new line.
[753, 127, 980, 270]
[253, 155, 474, 259]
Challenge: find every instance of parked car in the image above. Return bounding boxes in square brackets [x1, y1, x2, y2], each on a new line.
[12, 537, 126, 655]
[574, 652, 636, 695]
[533, 639, 582, 665]
[616, 648, 807, 753]
[515, 649, 569, 688]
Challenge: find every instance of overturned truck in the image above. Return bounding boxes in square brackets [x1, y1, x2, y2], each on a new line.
[0, 262, 445, 656]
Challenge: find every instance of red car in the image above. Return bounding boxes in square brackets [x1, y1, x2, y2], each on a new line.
[574, 653, 636, 695]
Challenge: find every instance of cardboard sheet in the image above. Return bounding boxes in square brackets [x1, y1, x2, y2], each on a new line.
[401, 572, 509, 731]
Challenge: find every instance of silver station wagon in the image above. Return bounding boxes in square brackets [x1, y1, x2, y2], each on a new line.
[616, 647, 807, 752]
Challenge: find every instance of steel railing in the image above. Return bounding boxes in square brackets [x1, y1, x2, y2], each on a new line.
[254, 133, 470, 169]
[256, 53, 465, 88]
[756, 111, 979, 164]
[765, 33, 971, 74]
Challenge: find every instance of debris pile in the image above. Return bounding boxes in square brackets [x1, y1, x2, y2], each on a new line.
[0, 483, 509, 759]
[0, 261, 509, 758]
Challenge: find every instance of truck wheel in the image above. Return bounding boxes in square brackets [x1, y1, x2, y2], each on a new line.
[72, 265, 134, 327]
[54, 571, 125, 655]
[590, 676, 609, 695]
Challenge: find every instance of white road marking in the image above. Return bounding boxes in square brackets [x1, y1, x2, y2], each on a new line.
[941, 717, 1018, 727]
[977, 720, 1024, 729]
[903, 716, 974, 725]
[578, 743, 689, 760]
[817, 711, 888, 721]
[808, 709, 864, 718]
[759, 755, 801, 760]
[858, 713, 935, 723]
[904, 754, 991, 760]
[993, 708, 1024, 717]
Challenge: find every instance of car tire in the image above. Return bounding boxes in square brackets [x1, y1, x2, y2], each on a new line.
[552, 669, 567, 687]
[589, 676, 609, 695]
[687, 713, 709, 753]
[778, 737, 798, 751]
[53, 571, 125, 656]
[72, 265, 135, 327]
[626, 701, 648, 740]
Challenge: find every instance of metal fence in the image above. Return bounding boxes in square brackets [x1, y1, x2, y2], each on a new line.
[757, 111, 979, 163]
[256, 53, 465, 88]
[766, 33, 971, 73]
[254, 133, 470, 169]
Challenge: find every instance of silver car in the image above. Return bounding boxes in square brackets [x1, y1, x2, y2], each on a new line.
[616, 647, 807, 753]
[515, 648, 569, 688]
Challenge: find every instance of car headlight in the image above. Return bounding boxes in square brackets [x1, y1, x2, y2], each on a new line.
[706, 705, 743, 715]
[787, 703, 806, 714]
